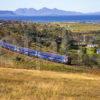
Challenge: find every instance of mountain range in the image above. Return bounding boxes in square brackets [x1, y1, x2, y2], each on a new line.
[0, 8, 100, 16]
[0, 11, 15, 16]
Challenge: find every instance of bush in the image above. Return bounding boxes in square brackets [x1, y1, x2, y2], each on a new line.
[15, 56, 24, 62]
[82, 54, 99, 68]
[86, 47, 96, 55]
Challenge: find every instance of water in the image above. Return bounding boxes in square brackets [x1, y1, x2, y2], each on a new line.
[0, 15, 100, 23]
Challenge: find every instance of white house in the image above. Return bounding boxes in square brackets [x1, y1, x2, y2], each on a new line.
[87, 44, 98, 48]
[97, 49, 100, 54]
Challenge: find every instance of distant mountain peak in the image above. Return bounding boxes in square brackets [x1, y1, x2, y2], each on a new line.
[41, 7, 49, 9]
[28, 8, 36, 10]
[39, 7, 51, 11]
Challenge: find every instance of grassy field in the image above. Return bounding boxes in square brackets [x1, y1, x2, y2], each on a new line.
[0, 67, 100, 100]
[0, 48, 100, 100]
[52, 22, 100, 32]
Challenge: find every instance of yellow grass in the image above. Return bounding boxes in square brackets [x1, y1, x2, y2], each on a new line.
[0, 67, 100, 100]
[54, 22, 100, 32]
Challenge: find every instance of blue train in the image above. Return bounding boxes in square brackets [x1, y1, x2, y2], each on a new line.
[0, 41, 71, 64]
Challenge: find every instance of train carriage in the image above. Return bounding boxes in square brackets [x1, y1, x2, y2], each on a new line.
[38, 52, 53, 60]
[1, 42, 15, 51]
[27, 49, 38, 57]
[19, 47, 29, 55]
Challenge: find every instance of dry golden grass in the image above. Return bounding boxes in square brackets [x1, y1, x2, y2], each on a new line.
[0, 67, 100, 100]
[54, 22, 100, 32]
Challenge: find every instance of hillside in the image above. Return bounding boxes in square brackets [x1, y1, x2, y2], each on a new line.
[0, 67, 100, 100]
[0, 47, 100, 99]
[0, 27, 100, 99]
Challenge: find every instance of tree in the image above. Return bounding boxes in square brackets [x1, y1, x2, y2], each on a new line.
[55, 36, 62, 52]
[62, 30, 73, 54]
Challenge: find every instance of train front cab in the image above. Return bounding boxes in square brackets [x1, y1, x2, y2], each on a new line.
[64, 56, 71, 65]
[67, 56, 71, 65]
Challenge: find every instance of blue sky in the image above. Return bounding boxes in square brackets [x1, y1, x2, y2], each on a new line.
[0, 0, 100, 12]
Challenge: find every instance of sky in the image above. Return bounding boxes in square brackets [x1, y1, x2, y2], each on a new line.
[0, 0, 100, 13]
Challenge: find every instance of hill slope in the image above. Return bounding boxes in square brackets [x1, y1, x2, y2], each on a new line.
[0, 67, 100, 100]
